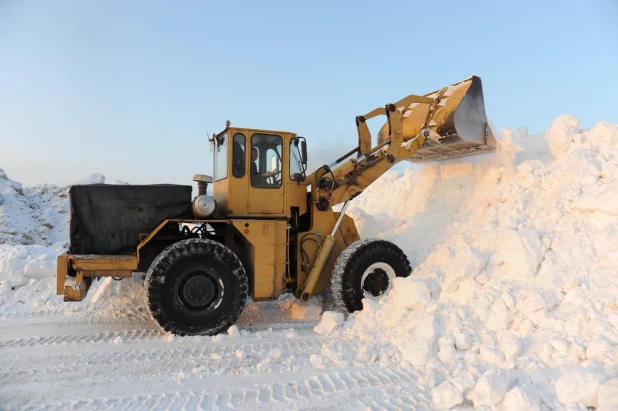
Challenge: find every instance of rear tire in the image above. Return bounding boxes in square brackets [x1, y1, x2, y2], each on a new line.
[331, 238, 411, 313]
[144, 238, 248, 336]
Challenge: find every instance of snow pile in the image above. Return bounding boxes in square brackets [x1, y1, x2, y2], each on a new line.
[0, 243, 67, 290]
[0, 167, 70, 247]
[0, 171, 128, 302]
[0, 167, 71, 293]
[316, 116, 618, 409]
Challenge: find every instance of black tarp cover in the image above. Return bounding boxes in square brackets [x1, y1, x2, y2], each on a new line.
[69, 185, 192, 255]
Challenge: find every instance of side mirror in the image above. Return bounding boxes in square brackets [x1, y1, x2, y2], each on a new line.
[301, 140, 308, 167]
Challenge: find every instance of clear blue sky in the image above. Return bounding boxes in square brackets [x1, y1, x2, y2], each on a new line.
[1, 0, 617, 186]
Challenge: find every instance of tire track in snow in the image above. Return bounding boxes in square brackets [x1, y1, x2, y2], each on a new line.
[0, 337, 327, 387]
[0, 320, 317, 351]
[0, 311, 148, 325]
[0, 327, 163, 349]
[0, 307, 144, 320]
[7, 367, 431, 410]
[0, 308, 68, 319]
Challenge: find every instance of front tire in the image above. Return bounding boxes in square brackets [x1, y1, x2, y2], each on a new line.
[144, 238, 248, 336]
[331, 238, 411, 313]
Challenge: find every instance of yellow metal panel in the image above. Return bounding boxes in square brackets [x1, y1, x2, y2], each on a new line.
[213, 178, 230, 216]
[70, 255, 138, 271]
[337, 214, 361, 246]
[273, 220, 288, 297]
[81, 270, 133, 278]
[232, 220, 274, 299]
[286, 181, 308, 216]
[248, 187, 284, 214]
[232, 220, 288, 301]
[56, 254, 69, 295]
[63, 271, 92, 302]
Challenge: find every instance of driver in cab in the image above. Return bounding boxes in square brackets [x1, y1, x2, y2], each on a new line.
[251, 147, 273, 187]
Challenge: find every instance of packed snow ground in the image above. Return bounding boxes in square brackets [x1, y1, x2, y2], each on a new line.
[2, 115, 618, 409]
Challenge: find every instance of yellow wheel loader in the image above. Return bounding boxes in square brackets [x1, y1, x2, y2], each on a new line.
[57, 76, 495, 335]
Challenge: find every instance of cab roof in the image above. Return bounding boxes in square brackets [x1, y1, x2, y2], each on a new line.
[217, 127, 295, 138]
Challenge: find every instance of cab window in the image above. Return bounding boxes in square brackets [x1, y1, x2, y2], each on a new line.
[250, 134, 282, 189]
[232, 133, 245, 178]
[214, 132, 228, 181]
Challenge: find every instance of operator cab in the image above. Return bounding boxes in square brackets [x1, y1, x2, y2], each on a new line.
[212, 126, 308, 218]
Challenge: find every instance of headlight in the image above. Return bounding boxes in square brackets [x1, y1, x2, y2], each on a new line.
[192, 195, 216, 218]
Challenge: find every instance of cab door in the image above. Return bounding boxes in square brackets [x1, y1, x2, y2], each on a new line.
[247, 132, 284, 215]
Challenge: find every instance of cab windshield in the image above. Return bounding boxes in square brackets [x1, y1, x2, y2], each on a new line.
[251, 133, 283, 189]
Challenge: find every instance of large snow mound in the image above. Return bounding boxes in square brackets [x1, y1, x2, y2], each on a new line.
[2, 116, 618, 409]
[318, 115, 618, 409]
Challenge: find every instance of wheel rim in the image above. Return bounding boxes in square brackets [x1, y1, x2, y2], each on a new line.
[173, 267, 224, 314]
[361, 262, 396, 298]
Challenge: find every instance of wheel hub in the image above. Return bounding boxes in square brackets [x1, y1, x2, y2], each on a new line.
[181, 273, 217, 309]
[362, 268, 390, 297]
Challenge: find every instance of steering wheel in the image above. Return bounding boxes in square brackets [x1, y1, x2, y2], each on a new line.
[267, 170, 282, 186]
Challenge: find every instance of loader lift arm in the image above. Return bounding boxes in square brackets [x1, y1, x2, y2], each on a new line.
[298, 76, 493, 300]
[298, 92, 446, 300]
[308, 75, 493, 208]
[307, 90, 445, 208]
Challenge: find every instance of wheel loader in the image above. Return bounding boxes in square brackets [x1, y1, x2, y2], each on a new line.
[57, 76, 495, 335]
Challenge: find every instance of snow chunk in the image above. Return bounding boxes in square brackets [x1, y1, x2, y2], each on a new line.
[480, 342, 504, 364]
[396, 315, 438, 367]
[555, 366, 607, 407]
[309, 354, 328, 369]
[227, 325, 241, 339]
[454, 330, 472, 350]
[500, 333, 521, 361]
[390, 277, 431, 309]
[431, 381, 463, 408]
[503, 385, 541, 411]
[598, 378, 618, 411]
[442, 246, 486, 293]
[0, 244, 64, 287]
[398, 337, 434, 367]
[313, 311, 344, 336]
[467, 368, 509, 407]
[495, 228, 544, 277]
[572, 180, 618, 215]
[546, 115, 579, 156]
[486, 309, 514, 332]
[587, 120, 618, 145]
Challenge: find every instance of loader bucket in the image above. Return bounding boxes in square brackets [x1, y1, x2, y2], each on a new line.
[378, 75, 496, 163]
